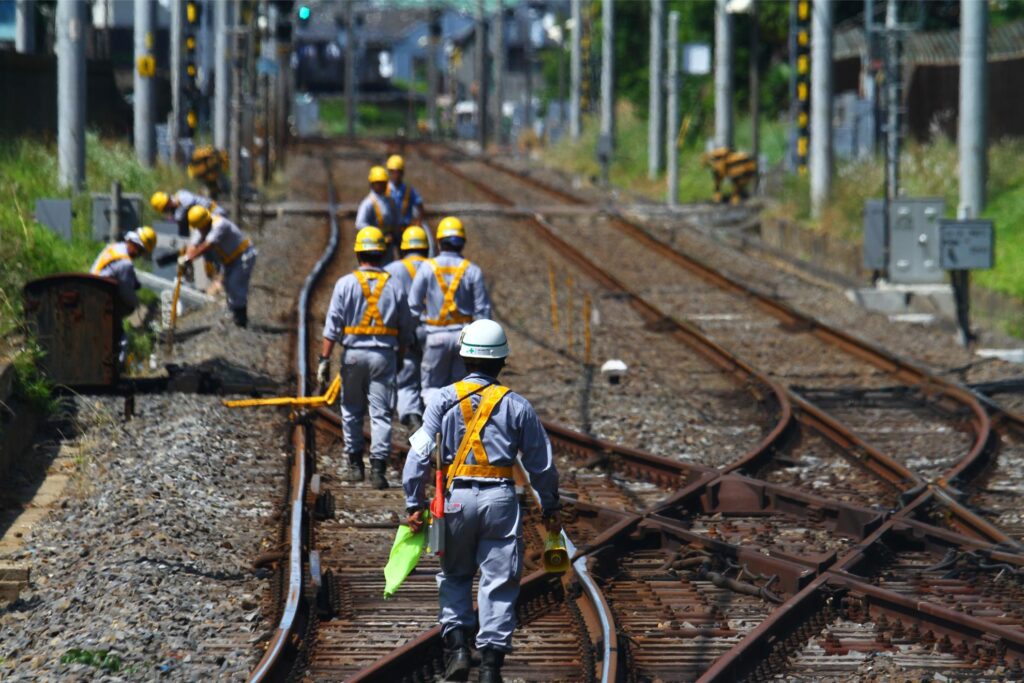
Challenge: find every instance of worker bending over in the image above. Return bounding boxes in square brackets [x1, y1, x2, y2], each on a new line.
[408, 217, 492, 406]
[318, 227, 414, 489]
[384, 226, 430, 431]
[185, 206, 257, 327]
[385, 155, 425, 230]
[356, 166, 400, 256]
[90, 227, 157, 362]
[151, 189, 224, 235]
[403, 320, 560, 683]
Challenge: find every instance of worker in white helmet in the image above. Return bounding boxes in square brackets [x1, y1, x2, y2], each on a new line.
[402, 319, 560, 683]
[356, 165, 400, 257]
[318, 227, 415, 489]
[384, 226, 431, 431]
[408, 216, 492, 407]
[90, 227, 157, 363]
[185, 206, 257, 327]
[384, 155, 425, 230]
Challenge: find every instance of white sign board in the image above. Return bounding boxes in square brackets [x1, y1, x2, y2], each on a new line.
[940, 219, 994, 270]
[683, 43, 711, 75]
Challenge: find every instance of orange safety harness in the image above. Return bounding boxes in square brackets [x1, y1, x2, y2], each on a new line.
[386, 184, 413, 225]
[401, 254, 426, 280]
[425, 259, 473, 326]
[344, 270, 398, 336]
[444, 382, 513, 486]
[91, 244, 130, 275]
[208, 218, 251, 265]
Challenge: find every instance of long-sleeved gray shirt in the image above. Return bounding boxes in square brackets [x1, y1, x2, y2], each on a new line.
[90, 242, 139, 312]
[172, 190, 224, 233]
[384, 255, 427, 299]
[322, 265, 414, 349]
[402, 372, 559, 515]
[201, 216, 250, 267]
[408, 251, 492, 332]
[355, 190, 398, 231]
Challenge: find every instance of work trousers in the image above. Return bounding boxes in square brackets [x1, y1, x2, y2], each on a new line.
[395, 328, 425, 420]
[420, 329, 466, 408]
[224, 248, 257, 311]
[438, 481, 523, 652]
[340, 347, 396, 462]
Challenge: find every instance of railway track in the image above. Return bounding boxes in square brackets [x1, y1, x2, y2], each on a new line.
[244, 141, 1024, 682]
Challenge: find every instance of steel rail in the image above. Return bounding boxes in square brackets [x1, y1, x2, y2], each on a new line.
[247, 163, 341, 682]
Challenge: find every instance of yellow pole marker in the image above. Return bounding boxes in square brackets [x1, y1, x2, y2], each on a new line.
[565, 275, 574, 356]
[583, 294, 592, 366]
[167, 262, 184, 355]
[223, 375, 341, 408]
[548, 262, 559, 332]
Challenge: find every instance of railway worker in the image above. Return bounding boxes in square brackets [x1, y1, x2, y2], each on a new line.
[150, 189, 224, 235]
[185, 206, 257, 328]
[90, 227, 157, 363]
[317, 227, 414, 489]
[384, 226, 431, 431]
[402, 319, 560, 683]
[408, 216, 492, 407]
[384, 155, 425, 230]
[355, 166, 400, 256]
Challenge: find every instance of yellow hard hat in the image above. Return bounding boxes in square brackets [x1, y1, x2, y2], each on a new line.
[187, 205, 212, 229]
[127, 226, 158, 255]
[436, 216, 465, 241]
[400, 226, 429, 251]
[368, 166, 389, 184]
[386, 154, 405, 171]
[150, 191, 170, 213]
[354, 226, 387, 253]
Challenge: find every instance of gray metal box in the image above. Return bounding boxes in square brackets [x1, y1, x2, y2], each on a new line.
[862, 199, 886, 269]
[91, 193, 143, 241]
[888, 197, 946, 284]
[34, 199, 73, 241]
[940, 219, 994, 270]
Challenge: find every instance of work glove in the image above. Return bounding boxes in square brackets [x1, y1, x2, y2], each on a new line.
[316, 356, 331, 393]
[406, 508, 424, 534]
[177, 254, 191, 267]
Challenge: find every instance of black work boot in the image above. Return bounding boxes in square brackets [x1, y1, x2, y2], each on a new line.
[478, 648, 505, 683]
[231, 306, 248, 328]
[369, 459, 390, 490]
[347, 453, 365, 483]
[442, 628, 471, 682]
[401, 413, 423, 431]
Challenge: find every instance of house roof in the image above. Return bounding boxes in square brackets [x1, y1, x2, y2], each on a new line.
[835, 20, 1024, 66]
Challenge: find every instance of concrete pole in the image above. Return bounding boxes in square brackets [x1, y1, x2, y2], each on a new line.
[476, 0, 488, 150]
[134, 0, 156, 167]
[524, 7, 534, 129]
[570, 0, 582, 140]
[15, 0, 35, 54]
[599, 0, 614, 148]
[884, 0, 900, 203]
[427, 6, 440, 134]
[57, 0, 86, 191]
[215, 0, 232, 150]
[666, 10, 679, 207]
[958, 0, 987, 218]
[647, 0, 663, 179]
[749, 0, 760, 168]
[276, 25, 291, 167]
[714, 0, 733, 149]
[345, 0, 357, 137]
[230, 28, 245, 221]
[169, 0, 182, 160]
[809, 0, 833, 218]
[492, 1, 505, 145]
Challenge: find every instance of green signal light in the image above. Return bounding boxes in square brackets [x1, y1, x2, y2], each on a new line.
[298, 6, 311, 20]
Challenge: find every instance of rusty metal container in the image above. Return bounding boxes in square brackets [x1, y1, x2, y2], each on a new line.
[22, 274, 120, 389]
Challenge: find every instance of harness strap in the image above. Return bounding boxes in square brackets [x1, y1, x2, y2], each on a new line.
[386, 184, 413, 225]
[344, 270, 398, 336]
[213, 238, 251, 265]
[402, 255, 425, 281]
[91, 245, 129, 275]
[371, 195, 385, 227]
[425, 259, 473, 327]
[446, 383, 512, 490]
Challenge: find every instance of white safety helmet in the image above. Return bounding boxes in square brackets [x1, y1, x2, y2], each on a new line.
[459, 319, 510, 360]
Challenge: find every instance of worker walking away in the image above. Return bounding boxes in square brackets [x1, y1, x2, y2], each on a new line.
[384, 226, 430, 431]
[151, 189, 224, 235]
[385, 155, 425, 230]
[318, 227, 414, 489]
[356, 166, 400, 257]
[409, 216, 492, 407]
[185, 206, 257, 327]
[402, 320, 560, 683]
[90, 227, 157, 363]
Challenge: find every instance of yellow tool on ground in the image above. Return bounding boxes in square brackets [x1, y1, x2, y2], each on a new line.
[167, 262, 185, 354]
[222, 375, 341, 409]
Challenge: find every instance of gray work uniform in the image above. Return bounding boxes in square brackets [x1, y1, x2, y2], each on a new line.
[323, 266, 413, 462]
[200, 216, 256, 311]
[172, 190, 224, 234]
[91, 242, 140, 313]
[408, 252, 492, 407]
[355, 190, 400, 253]
[402, 372, 559, 652]
[385, 255, 429, 421]
[386, 181, 424, 228]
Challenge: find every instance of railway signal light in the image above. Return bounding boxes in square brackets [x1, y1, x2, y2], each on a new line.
[298, 5, 311, 22]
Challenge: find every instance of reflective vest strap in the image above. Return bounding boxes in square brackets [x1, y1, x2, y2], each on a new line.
[387, 185, 412, 222]
[402, 255, 425, 281]
[426, 259, 472, 326]
[213, 238, 251, 265]
[91, 246, 129, 275]
[371, 196, 383, 227]
[344, 270, 398, 336]
[447, 384, 512, 490]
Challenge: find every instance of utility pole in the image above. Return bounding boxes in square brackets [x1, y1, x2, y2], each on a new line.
[57, 0, 86, 191]
[230, 29, 245, 221]
[345, 0, 357, 137]
[274, 4, 291, 168]
[215, 0, 232, 150]
[524, 6, 534, 130]
[15, 0, 35, 54]
[749, 0, 760, 175]
[427, 6, 440, 135]
[134, 0, 156, 167]
[647, 0, 663, 180]
[599, 0, 615, 154]
[884, 0, 900, 204]
[570, 0, 582, 141]
[666, 10, 680, 207]
[714, 0, 733, 149]
[475, 0, 488, 150]
[169, 0, 183, 162]
[810, 0, 833, 218]
[492, 1, 505, 146]
[958, 0, 987, 219]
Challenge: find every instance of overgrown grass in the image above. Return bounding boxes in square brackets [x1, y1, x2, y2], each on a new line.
[319, 98, 425, 137]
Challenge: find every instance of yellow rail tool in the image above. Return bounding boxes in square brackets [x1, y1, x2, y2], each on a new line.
[222, 375, 341, 409]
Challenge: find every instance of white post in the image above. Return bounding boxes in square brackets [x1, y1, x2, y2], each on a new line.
[714, 0, 733, 148]
[809, 0, 833, 218]
[569, 0, 582, 140]
[599, 0, 615, 148]
[214, 0, 232, 150]
[57, 0, 86, 191]
[648, 0, 664, 179]
[15, 0, 35, 54]
[958, 0, 987, 218]
[666, 10, 679, 206]
[134, 0, 156, 167]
